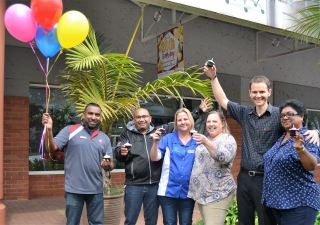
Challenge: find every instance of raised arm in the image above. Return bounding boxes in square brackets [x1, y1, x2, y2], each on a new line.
[203, 64, 229, 110]
[42, 113, 59, 153]
[149, 129, 163, 161]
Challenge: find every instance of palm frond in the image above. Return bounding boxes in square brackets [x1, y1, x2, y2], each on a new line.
[136, 68, 212, 105]
[291, 1, 320, 43]
[64, 27, 105, 71]
[60, 28, 213, 133]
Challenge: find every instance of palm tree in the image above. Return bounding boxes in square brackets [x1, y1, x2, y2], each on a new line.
[60, 28, 212, 134]
[292, 1, 320, 43]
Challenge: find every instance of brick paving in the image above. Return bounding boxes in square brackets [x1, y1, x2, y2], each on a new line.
[4, 197, 202, 225]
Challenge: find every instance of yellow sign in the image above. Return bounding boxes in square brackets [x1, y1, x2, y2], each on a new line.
[157, 25, 184, 78]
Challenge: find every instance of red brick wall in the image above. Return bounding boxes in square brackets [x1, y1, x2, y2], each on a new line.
[29, 172, 125, 198]
[4, 96, 29, 200]
[227, 117, 242, 181]
[111, 171, 125, 188]
[29, 174, 64, 198]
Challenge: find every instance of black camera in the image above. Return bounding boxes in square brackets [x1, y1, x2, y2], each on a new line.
[206, 58, 215, 67]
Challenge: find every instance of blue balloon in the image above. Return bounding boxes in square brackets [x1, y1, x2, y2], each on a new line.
[35, 24, 61, 58]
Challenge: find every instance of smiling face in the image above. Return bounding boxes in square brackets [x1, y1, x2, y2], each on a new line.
[206, 113, 224, 138]
[83, 105, 102, 129]
[280, 106, 304, 131]
[134, 108, 152, 133]
[249, 82, 271, 108]
[176, 112, 192, 133]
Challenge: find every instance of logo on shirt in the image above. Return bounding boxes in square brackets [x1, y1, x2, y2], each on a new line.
[187, 149, 195, 154]
[99, 139, 103, 143]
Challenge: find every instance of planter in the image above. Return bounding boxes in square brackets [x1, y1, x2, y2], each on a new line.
[103, 192, 124, 225]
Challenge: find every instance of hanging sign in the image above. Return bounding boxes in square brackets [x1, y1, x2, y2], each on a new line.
[157, 25, 184, 78]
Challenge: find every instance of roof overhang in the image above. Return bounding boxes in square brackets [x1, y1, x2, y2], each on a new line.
[131, 0, 318, 43]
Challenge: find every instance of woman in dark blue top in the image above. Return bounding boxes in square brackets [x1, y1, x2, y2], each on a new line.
[262, 99, 320, 225]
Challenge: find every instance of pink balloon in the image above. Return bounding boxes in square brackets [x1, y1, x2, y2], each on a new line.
[4, 4, 37, 43]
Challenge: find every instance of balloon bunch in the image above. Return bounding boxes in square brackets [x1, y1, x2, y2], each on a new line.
[4, 0, 90, 162]
[4, 0, 89, 110]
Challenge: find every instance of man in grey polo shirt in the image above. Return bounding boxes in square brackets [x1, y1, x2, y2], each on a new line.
[203, 64, 319, 225]
[42, 103, 113, 225]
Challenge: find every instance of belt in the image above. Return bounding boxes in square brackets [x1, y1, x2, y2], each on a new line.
[241, 167, 264, 177]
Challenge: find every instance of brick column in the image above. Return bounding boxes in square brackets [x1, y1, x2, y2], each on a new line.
[0, 0, 6, 223]
[227, 117, 242, 180]
[3, 97, 29, 200]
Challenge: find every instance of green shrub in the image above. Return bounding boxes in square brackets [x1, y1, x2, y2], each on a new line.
[225, 200, 238, 225]
[193, 220, 204, 225]
[315, 211, 320, 225]
[193, 200, 258, 225]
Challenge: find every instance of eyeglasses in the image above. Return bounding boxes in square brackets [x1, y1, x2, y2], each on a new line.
[135, 115, 150, 120]
[280, 112, 299, 119]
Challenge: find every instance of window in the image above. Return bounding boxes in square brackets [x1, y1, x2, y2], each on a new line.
[306, 109, 320, 130]
[29, 85, 78, 171]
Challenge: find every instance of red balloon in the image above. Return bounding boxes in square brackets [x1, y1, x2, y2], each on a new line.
[31, 0, 63, 30]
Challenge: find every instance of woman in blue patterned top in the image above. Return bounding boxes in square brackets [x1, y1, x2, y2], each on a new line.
[262, 99, 320, 225]
[150, 108, 197, 225]
[188, 110, 237, 225]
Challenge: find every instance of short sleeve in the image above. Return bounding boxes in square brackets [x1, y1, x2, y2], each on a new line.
[54, 126, 70, 150]
[158, 133, 170, 158]
[227, 101, 244, 124]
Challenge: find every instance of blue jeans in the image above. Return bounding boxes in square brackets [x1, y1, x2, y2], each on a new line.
[158, 196, 195, 225]
[65, 192, 104, 225]
[124, 184, 159, 225]
[271, 206, 317, 225]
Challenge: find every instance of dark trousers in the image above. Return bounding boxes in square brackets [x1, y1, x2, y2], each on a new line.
[158, 196, 195, 225]
[237, 169, 277, 225]
[271, 206, 317, 225]
[65, 192, 103, 225]
[124, 184, 159, 225]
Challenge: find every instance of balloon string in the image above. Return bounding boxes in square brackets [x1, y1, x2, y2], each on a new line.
[47, 49, 63, 75]
[45, 58, 50, 113]
[39, 126, 46, 159]
[29, 42, 46, 75]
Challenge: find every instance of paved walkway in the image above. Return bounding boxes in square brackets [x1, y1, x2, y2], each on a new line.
[4, 197, 202, 225]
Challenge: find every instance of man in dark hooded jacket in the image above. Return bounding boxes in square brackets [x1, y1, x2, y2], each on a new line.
[115, 108, 164, 225]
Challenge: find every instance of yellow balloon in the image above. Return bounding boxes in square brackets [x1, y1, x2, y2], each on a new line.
[57, 10, 89, 49]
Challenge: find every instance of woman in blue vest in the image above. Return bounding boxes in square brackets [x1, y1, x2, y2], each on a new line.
[150, 108, 197, 225]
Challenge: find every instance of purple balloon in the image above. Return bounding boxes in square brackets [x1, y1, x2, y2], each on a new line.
[4, 4, 37, 43]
